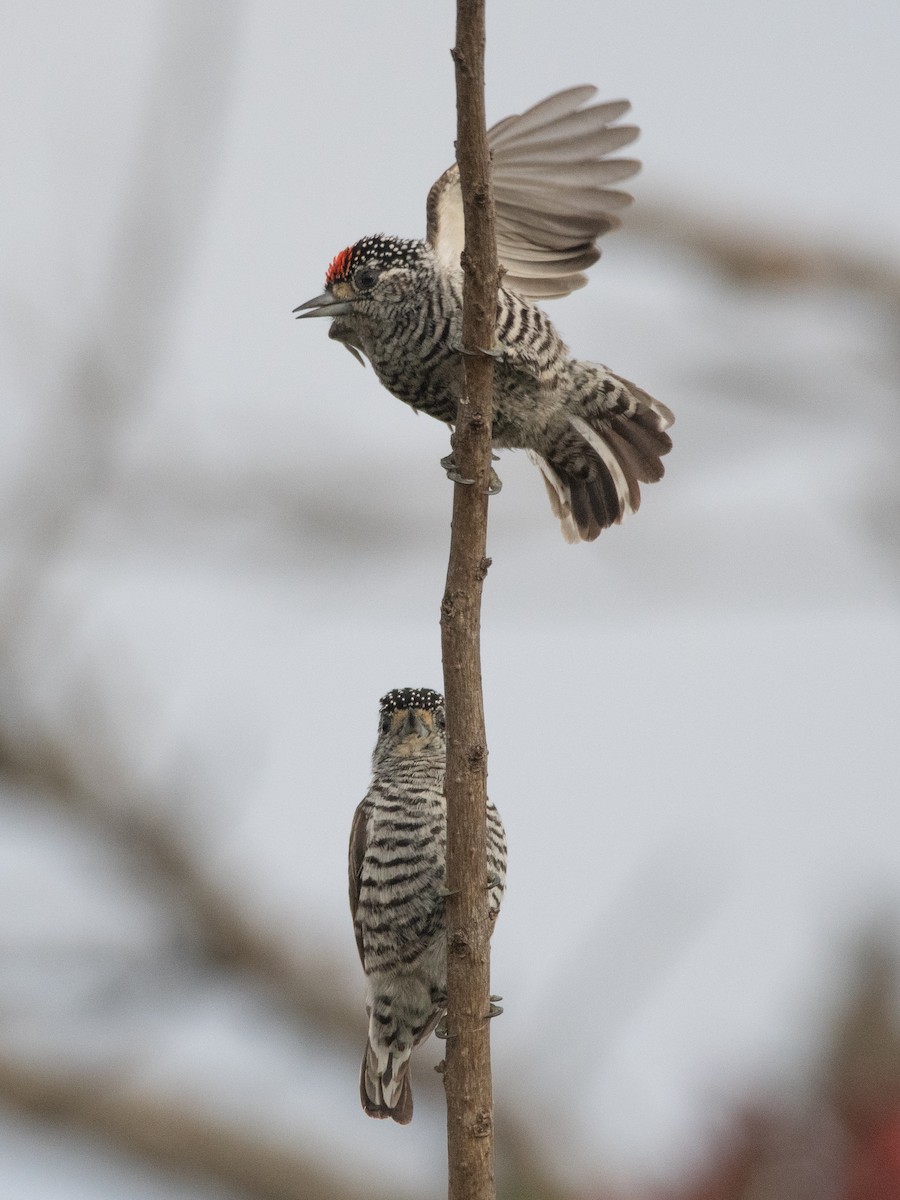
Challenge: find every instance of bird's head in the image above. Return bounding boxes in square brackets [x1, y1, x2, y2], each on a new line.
[294, 235, 431, 324]
[374, 687, 446, 760]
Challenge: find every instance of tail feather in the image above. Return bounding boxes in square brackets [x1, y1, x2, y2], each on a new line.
[360, 1039, 414, 1125]
[532, 453, 581, 543]
[615, 374, 675, 429]
[531, 369, 673, 542]
[584, 448, 622, 530]
[606, 414, 671, 484]
[358, 1002, 443, 1125]
[567, 475, 601, 541]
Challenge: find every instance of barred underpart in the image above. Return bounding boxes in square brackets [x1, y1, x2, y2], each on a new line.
[348, 690, 507, 1123]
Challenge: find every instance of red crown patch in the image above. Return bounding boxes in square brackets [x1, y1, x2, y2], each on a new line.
[325, 245, 354, 286]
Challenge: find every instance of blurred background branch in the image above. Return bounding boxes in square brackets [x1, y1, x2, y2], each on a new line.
[629, 200, 900, 308]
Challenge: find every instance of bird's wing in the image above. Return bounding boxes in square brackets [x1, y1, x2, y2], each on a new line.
[348, 796, 371, 965]
[425, 86, 640, 300]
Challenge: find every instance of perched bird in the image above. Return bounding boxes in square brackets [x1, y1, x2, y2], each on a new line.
[295, 86, 673, 542]
[349, 687, 507, 1124]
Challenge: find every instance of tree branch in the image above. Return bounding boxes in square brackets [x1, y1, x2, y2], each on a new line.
[0, 1050, 389, 1200]
[627, 199, 900, 309]
[441, 4, 500, 1200]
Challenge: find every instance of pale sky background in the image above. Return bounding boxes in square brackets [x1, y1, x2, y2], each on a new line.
[1, 2, 899, 1196]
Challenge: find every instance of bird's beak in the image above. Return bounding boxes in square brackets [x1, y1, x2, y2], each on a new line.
[398, 709, 430, 740]
[293, 291, 354, 319]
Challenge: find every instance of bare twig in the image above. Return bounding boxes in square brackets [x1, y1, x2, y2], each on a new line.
[441, 4, 500, 1200]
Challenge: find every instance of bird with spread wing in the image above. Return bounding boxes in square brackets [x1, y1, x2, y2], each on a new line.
[296, 88, 673, 542]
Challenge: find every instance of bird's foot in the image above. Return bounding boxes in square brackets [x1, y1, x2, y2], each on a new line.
[450, 339, 504, 361]
[486, 873, 502, 890]
[441, 455, 503, 495]
[440, 453, 474, 487]
[434, 1016, 450, 1040]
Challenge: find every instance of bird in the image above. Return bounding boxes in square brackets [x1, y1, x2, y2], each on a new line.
[348, 687, 507, 1124]
[295, 86, 673, 542]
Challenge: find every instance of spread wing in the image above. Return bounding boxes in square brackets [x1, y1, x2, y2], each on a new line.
[348, 797, 371, 966]
[425, 86, 640, 300]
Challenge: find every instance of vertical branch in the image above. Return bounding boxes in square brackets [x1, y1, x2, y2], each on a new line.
[441, 3, 500, 1200]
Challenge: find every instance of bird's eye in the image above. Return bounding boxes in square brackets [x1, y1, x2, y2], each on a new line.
[380, 714, 391, 734]
[434, 710, 446, 731]
[354, 266, 379, 292]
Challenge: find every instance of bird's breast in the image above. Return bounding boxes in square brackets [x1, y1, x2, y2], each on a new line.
[360, 310, 463, 424]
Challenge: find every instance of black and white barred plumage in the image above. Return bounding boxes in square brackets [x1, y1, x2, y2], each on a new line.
[295, 87, 673, 542]
[348, 688, 506, 1124]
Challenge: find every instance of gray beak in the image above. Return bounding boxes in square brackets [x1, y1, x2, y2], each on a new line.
[399, 709, 428, 739]
[293, 291, 353, 319]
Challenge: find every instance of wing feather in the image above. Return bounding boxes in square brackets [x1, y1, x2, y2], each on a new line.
[426, 86, 640, 299]
[495, 205, 613, 245]
[493, 129, 639, 168]
[486, 86, 601, 145]
[497, 203, 619, 243]
[348, 797, 371, 966]
[488, 102, 633, 150]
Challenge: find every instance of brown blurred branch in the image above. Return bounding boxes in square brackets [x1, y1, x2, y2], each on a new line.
[0, 746, 361, 1045]
[0, 3, 239, 646]
[0, 1051, 393, 1200]
[441, 3, 501, 1200]
[628, 199, 900, 310]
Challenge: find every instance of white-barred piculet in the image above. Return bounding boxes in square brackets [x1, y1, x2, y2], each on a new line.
[295, 87, 673, 542]
[348, 688, 506, 1123]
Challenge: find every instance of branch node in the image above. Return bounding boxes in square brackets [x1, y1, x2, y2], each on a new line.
[467, 743, 486, 768]
[448, 930, 470, 958]
[470, 1110, 493, 1138]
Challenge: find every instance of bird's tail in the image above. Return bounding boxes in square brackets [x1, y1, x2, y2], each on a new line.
[529, 367, 674, 542]
[360, 1036, 414, 1124]
[359, 1002, 442, 1125]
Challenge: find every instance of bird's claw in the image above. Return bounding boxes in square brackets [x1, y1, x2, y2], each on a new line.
[440, 454, 502, 496]
[486, 874, 502, 890]
[440, 454, 474, 486]
[450, 339, 503, 361]
[434, 997, 502, 1037]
